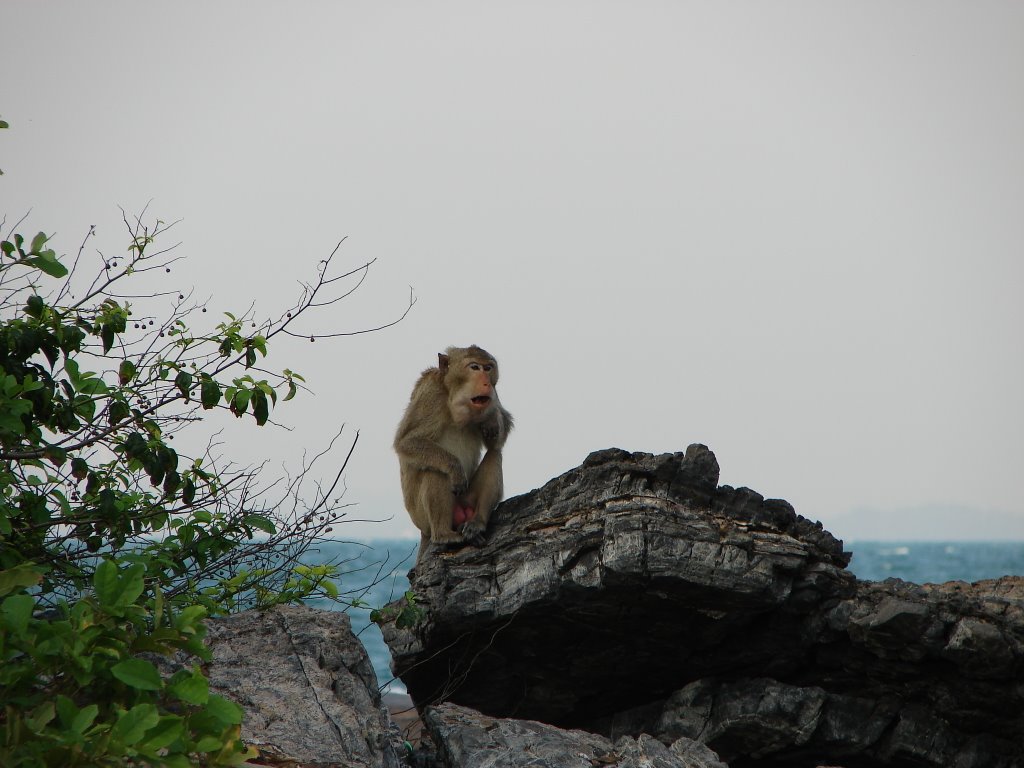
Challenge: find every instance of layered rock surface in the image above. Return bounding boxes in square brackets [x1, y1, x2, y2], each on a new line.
[380, 445, 1024, 767]
[201, 605, 402, 768]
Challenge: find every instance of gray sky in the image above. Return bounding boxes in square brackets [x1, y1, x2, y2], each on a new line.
[3, 2, 1023, 542]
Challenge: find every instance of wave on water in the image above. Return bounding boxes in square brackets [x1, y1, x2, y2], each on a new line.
[846, 541, 1024, 584]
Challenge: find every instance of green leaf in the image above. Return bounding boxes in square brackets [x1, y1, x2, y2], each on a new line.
[25, 294, 44, 318]
[77, 375, 110, 395]
[195, 735, 224, 753]
[64, 357, 81, 386]
[112, 658, 163, 691]
[245, 514, 275, 534]
[112, 702, 159, 745]
[46, 446, 67, 467]
[174, 370, 193, 398]
[140, 715, 184, 750]
[55, 697, 100, 734]
[122, 431, 148, 459]
[26, 701, 55, 733]
[118, 359, 137, 384]
[204, 694, 243, 725]
[56, 696, 77, 728]
[94, 560, 145, 609]
[72, 704, 99, 734]
[93, 559, 118, 604]
[30, 232, 49, 252]
[101, 324, 115, 353]
[0, 563, 44, 597]
[252, 388, 269, 426]
[71, 456, 89, 479]
[24, 253, 69, 278]
[163, 470, 181, 498]
[1, 593, 35, 635]
[172, 604, 207, 631]
[169, 668, 208, 705]
[230, 388, 250, 417]
[200, 378, 221, 409]
[109, 399, 130, 425]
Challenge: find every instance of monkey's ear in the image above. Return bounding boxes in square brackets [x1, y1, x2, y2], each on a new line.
[438, 353, 450, 374]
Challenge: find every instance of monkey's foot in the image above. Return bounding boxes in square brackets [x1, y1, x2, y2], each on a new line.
[459, 519, 487, 547]
[429, 530, 465, 547]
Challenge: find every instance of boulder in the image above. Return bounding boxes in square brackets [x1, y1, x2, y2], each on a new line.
[380, 445, 1024, 766]
[423, 702, 727, 768]
[202, 604, 403, 768]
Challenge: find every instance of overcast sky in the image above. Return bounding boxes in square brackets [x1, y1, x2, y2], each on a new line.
[3, 2, 1023, 542]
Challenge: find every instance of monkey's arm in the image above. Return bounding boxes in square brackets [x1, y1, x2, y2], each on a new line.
[394, 435, 469, 492]
[462, 447, 504, 545]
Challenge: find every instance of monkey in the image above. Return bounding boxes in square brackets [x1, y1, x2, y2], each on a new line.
[394, 345, 513, 548]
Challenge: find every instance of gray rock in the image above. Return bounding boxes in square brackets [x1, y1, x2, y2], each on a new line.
[203, 604, 402, 768]
[383, 445, 853, 727]
[380, 444, 1024, 766]
[423, 702, 726, 768]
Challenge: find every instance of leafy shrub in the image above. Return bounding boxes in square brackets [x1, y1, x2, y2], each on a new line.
[0, 213, 410, 766]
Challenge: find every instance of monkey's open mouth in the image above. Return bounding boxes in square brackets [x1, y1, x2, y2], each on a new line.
[471, 396, 491, 406]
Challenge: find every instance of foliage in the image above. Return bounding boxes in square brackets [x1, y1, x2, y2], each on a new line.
[0, 211, 411, 766]
[370, 590, 424, 630]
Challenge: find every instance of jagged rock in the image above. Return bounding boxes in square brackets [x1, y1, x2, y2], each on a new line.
[380, 445, 1024, 767]
[202, 604, 403, 768]
[423, 702, 727, 768]
[382, 445, 852, 725]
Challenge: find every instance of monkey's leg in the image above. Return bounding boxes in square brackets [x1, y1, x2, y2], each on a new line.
[417, 471, 465, 545]
[461, 449, 503, 545]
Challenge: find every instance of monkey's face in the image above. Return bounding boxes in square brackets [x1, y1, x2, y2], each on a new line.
[446, 357, 499, 427]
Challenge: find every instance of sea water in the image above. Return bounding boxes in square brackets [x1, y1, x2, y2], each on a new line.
[301, 539, 418, 693]
[845, 540, 1024, 584]
[300, 539, 1024, 694]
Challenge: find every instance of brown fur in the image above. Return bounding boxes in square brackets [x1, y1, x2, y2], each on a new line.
[394, 345, 513, 547]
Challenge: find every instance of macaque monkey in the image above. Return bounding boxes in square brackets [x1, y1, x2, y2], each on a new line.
[394, 345, 513, 547]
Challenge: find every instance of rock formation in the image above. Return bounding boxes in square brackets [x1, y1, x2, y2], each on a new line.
[380, 445, 1024, 767]
[201, 605, 402, 768]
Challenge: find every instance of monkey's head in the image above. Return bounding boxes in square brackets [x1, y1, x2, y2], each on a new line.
[439, 345, 499, 427]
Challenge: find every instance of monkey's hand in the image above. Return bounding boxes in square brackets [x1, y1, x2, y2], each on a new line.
[480, 406, 512, 449]
[448, 462, 469, 498]
[480, 421, 501, 444]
